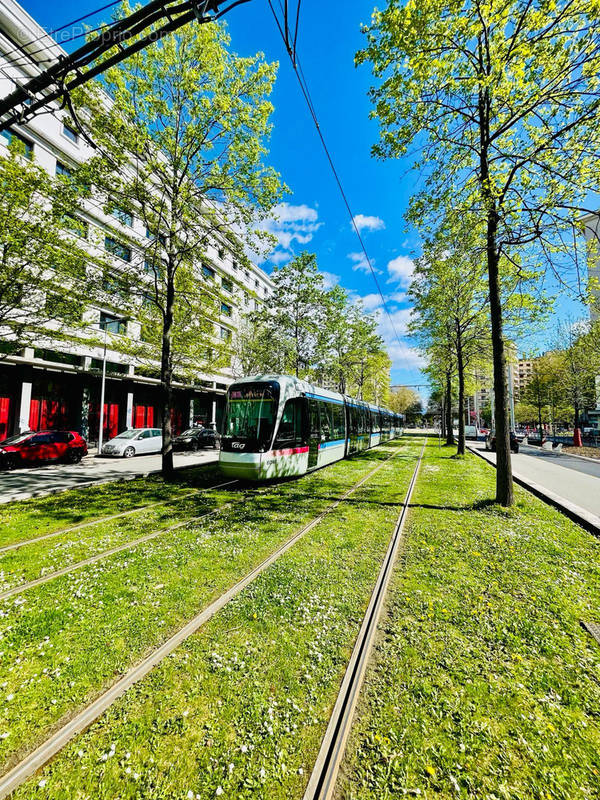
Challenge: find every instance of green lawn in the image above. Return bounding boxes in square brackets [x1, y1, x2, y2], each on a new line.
[0, 463, 222, 549]
[0, 443, 414, 775]
[9, 440, 422, 800]
[338, 442, 600, 800]
[0, 486, 236, 594]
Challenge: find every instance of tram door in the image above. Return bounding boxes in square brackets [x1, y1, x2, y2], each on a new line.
[307, 399, 320, 469]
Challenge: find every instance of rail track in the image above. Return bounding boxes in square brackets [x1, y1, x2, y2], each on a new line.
[0, 479, 238, 555]
[0, 449, 401, 799]
[303, 439, 426, 800]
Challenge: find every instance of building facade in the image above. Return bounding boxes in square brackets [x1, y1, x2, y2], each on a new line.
[0, 0, 273, 443]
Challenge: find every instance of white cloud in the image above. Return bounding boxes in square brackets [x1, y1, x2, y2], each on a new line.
[387, 255, 415, 285]
[347, 251, 377, 274]
[274, 203, 318, 224]
[260, 202, 323, 265]
[352, 214, 385, 233]
[360, 293, 383, 312]
[321, 271, 340, 289]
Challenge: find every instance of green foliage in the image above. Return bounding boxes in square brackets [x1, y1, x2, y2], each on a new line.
[240, 253, 392, 402]
[0, 149, 101, 356]
[359, 0, 600, 502]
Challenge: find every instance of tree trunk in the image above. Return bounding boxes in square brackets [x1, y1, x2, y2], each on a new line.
[161, 270, 175, 477]
[445, 370, 454, 445]
[488, 238, 513, 505]
[456, 334, 465, 455]
[538, 397, 543, 443]
[479, 52, 513, 506]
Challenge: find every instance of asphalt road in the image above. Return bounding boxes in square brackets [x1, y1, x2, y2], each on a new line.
[0, 449, 219, 504]
[470, 441, 600, 519]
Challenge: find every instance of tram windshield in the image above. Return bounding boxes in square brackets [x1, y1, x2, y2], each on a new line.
[222, 382, 279, 452]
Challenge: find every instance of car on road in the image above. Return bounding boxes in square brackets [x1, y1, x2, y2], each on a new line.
[0, 430, 88, 469]
[485, 430, 520, 454]
[173, 427, 220, 451]
[101, 427, 162, 458]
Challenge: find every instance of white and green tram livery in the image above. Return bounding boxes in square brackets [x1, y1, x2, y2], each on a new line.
[219, 375, 403, 480]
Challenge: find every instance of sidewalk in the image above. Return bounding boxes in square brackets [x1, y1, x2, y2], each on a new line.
[0, 450, 219, 504]
[468, 442, 600, 533]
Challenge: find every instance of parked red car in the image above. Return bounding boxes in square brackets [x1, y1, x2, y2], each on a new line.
[0, 430, 88, 469]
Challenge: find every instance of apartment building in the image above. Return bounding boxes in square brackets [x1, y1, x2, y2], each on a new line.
[0, 0, 273, 442]
[513, 358, 535, 401]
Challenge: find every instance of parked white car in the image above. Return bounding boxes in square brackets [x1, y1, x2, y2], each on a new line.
[101, 428, 162, 458]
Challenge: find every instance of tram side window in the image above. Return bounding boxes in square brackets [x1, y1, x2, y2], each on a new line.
[358, 406, 367, 435]
[309, 399, 320, 439]
[319, 402, 333, 441]
[274, 398, 304, 448]
[332, 404, 345, 439]
[348, 405, 358, 436]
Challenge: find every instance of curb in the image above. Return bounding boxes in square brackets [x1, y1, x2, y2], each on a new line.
[0, 457, 219, 506]
[466, 445, 600, 537]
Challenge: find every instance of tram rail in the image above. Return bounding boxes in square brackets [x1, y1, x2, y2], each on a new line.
[0, 448, 401, 799]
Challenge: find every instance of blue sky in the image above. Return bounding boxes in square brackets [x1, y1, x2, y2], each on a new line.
[19, 0, 590, 396]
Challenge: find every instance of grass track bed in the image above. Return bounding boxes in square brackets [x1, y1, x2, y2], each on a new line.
[0, 487, 236, 594]
[338, 441, 600, 800]
[0, 446, 405, 772]
[0, 464, 221, 549]
[9, 440, 422, 799]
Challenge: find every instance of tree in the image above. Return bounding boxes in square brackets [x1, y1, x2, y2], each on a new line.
[258, 252, 326, 378]
[243, 257, 391, 400]
[0, 145, 101, 357]
[389, 386, 420, 414]
[520, 353, 564, 440]
[85, 19, 282, 475]
[556, 321, 598, 437]
[409, 229, 491, 455]
[359, 0, 600, 504]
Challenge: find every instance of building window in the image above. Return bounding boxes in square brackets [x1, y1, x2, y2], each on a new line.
[218, 247, 225, 260]
[145, 227, 166, 245]
[202, 264, 215, 280]
[221, 278, 233, 293]
[254, 279, 259, 288]
[110, 205, 133, 227]
[144, 259, 163, 279]
[99, 311, 127, 335]
[220, 326, 231, 341]
[62, 121, 79, 144]
[232, 260, 238, 271]
[105, 236, 132, 263]
[63, 213, 88, 239]
[55, 161, 72, 178]
[221, 302, 232, 316]
[1, 129, 34, 159]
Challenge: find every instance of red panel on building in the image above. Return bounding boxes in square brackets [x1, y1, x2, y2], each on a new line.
[0, 396, 11, 441]
[133, 404, 157, 429]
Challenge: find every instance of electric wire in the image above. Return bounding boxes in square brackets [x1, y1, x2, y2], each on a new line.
[0, 0, 123, 66]
[266, 2, 418, 375]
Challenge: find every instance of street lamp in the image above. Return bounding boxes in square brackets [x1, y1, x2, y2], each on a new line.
[97, 315, 125, 455]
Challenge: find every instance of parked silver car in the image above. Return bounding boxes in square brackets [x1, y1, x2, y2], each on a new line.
[101, 428, 162, 457]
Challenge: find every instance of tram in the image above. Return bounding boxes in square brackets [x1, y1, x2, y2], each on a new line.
[219, 374, 403, 480]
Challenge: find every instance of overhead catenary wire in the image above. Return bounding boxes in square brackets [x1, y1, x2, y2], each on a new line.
[266, 1, 418, 376]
